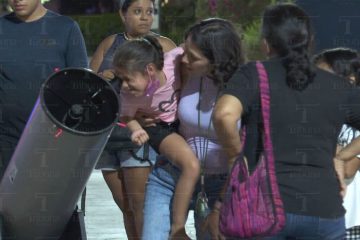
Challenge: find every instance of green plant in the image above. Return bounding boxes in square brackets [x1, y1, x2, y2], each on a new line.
[70, 13, 123, 55]
[243, 20, 265, 60]
[160, 1, 196, 45]
[194, 0, 293, 60]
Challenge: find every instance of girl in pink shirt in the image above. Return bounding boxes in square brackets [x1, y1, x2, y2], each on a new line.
[113, 35, 198, 239]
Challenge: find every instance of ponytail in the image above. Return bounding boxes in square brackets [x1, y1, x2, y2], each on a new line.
[262, 4, 315, 91]
[282, 45, 315, 90]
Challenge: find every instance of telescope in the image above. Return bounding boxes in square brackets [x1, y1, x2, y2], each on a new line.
[0, 68, 119, 239]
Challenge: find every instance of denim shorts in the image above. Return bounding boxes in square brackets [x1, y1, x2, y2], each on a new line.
[95, 145, 157, 170]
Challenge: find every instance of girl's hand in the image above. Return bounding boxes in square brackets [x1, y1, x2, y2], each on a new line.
[131, 128, 149, 145]
[202, 210, 225, 240]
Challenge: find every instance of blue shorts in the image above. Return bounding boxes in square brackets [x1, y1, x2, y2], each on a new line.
[95, 145, 157, 170]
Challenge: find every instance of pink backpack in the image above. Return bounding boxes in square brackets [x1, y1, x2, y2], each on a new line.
[219, 61, 285, 238]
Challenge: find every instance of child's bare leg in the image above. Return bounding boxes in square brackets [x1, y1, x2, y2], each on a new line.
[159, 133, 200, 239]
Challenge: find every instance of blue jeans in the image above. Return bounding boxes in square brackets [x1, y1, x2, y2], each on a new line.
[263, 213, 345, 240]
[142, 160, 227, 240]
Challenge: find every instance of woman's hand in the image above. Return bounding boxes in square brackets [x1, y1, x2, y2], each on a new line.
[98, 69, 115, 81]
[134, 111, 159, 127]
[202, 210, 225, 240]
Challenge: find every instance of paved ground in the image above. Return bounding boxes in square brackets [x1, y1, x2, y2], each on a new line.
[84, 170, 196, 239]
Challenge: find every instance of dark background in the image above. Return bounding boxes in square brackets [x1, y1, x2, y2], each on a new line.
[296, 0, 360, 53]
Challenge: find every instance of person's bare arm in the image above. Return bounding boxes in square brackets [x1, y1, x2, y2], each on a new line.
[157, 36, 177, 52]
[340, 149, 360, 180]
[121, 116, 149, 145]
[344, 157, 360, 179]
[208, 94, 243, 240]
[335, 136, 360, 197]
[213, 94, 243, 168]
[336, 144, 360, 178]
[134, 111, 160, 127]
[90, 34, 116, 72]
[336, 136, 360, 162]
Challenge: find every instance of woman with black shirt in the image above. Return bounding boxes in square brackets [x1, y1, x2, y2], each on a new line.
[213, 3, 360, 239]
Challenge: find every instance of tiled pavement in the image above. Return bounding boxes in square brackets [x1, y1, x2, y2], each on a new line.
[84, 170, 196, 239]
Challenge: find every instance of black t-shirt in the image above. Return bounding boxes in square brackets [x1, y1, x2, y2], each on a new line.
[224, 59, 360, 218]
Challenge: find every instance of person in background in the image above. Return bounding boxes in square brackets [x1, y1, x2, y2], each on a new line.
[142, 18, 244, 240]
[213, 3, 360, 239]
[90, 0, 176, 238]
[313, 47, 360, 240]
[0, 0, 88, 178]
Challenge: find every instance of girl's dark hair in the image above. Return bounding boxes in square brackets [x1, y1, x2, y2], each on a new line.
[262, 3, 315, 91]
[118, 0, 155, 13]
[113, 35, 164, 73]
[313, 47, 360, 86]
[184, 18, 245, 87]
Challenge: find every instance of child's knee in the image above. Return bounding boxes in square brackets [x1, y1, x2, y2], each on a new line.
[183, 159, 200, 179]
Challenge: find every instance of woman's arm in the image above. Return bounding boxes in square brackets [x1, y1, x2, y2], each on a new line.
[133, 111, 159, 127]
[344, 156, 360, 179]
[336, 144, 360, 178]
[157, 36, 177, 52]
[213, 94, 243, 168]
[204, 94, 244, 239]
[89, 34, 116, 72]
[336, 136, 360, 162]
[335, 136, 360, 195]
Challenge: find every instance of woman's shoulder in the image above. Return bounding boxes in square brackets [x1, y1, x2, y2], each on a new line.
[96, 34, 121, 53]
[155, 35, 177, 52]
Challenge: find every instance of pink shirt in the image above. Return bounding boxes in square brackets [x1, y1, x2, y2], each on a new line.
[120, 47, 183, 122]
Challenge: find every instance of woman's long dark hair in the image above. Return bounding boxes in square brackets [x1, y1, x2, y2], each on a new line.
[184, 18, 245, 87]
[262, 4, 315, 91]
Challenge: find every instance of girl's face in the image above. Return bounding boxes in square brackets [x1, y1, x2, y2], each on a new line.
[121, 0, 154, 37]
[181, 37, 210, 77]
[116, 68, 149, 97]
